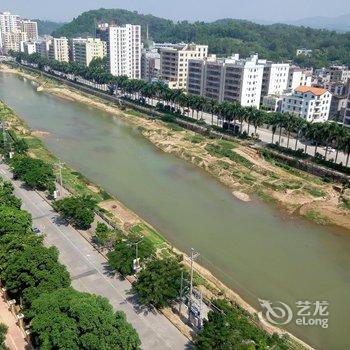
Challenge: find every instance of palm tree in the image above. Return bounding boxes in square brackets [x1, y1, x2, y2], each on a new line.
[206, 99, 218, 126]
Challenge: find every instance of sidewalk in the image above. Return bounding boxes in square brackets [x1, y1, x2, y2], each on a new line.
[0, 296, 29, 350]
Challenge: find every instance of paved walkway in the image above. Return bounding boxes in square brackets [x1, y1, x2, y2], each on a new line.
[0, 297, 28, 350]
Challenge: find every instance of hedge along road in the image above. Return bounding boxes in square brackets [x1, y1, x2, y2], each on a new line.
[1, 72, 350, 350]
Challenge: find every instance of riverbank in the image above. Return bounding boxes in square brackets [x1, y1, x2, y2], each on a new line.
[0, 65, 319, 349]
[2, 64, 348, 232]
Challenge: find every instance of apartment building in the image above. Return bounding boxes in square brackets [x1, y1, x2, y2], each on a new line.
[287, 66, 312, 90]
[20, 20, 38, 41]
[187, 54, 264, 108]
[281, 86, 332, 123]
[141, 48, 160, 82]
[48, 37, 69, 62]
[20, 40, 36, 55]
[329, 65, 350, 84]
[0, 12, 20, 50]
[108, 24, 141, 79]
[160, 44, 208, 90]
[260, 61, 290, 98]
[2, 30, 27, 53]
[72, 38, 106, 66]
[343, 89, 350, 127]
[35, 37, 52, 58]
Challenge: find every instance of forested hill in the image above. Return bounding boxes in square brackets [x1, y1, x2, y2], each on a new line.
[52, 8, 350, 68]
[35, 19, 65, 36]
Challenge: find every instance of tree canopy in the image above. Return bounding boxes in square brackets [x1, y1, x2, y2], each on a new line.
[195, 299, 288, 350]
[27, 288, 141, 350]
[0, 205, 32, 236]
[3, 244, 71, 307]
[132, 258, 185, 309]
[53, 195, 96, 229]
[52, 8, 350, 67]
[0, 180, 21, 209]
[10, 155, 55, 194]
[107, 234, 155, 276]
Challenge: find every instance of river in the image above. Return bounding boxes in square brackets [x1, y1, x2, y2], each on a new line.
[1, 72, 349, 349]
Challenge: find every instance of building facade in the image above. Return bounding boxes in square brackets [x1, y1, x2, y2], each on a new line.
[281, 86, 332, 123]
[187, 54, 264, 108]
[287, 67, 313, 90]
[141, 48, 160, 82]
[20, 20, 38, 41]
[109, 24, 141, 79]
[49, 37, 69, 62]
[72, 38, 106, 66]
[160, 44, 208, 90]
[260, 61, 290, 98]
[329, 65, 350, 84]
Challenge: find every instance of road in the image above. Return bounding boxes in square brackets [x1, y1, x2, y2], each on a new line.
[0, 163, 190, 350]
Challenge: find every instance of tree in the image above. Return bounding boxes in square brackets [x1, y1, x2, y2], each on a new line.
[0, 180, 22, 209]
[0, 324, 7, 350]
[53, 195, 96, 229]
[195, 299, 288, 350]
[132, 258, 185, 309]
[10, 155, 55, 194]
[94, 222, 119, 250]
[27, 288, 140, 350]
[107, 234, 155, 276]
[0, 205, 32, 236]
[3, 244, 70, 307]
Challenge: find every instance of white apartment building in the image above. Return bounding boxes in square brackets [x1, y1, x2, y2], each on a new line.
[287, 67, 313, 90]
[48, 37, 69, 62]
[141, 48, 160, 82]
[281, 86, 332, 123]
[160, 44, 208, 90]
[20, 20, 38, 41]
[0, 12, 21, 50]
[72, 38, 106, 66]
[260, 61, 290, 98]
[20, 40, 36, 55]
[187, 54, 264, 108]
[2, 30, 27, 53]
[109, 24, 141, 79]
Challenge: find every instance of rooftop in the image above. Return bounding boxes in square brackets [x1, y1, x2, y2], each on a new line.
[295, 86, 328, 96]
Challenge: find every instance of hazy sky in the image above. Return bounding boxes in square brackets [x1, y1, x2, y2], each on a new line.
[1, 0, 350, 22]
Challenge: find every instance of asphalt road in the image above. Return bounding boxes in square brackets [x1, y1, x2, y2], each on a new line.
[0, 163, 190, 350]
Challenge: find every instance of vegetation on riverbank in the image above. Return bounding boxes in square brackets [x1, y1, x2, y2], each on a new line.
[0, 69, 337, 349]
[0, 177, 140, 349]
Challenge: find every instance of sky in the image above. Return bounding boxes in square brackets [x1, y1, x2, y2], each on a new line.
[1, 0, 350, 23]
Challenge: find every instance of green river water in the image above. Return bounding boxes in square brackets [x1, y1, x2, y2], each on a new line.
[1, 72, 350, 349]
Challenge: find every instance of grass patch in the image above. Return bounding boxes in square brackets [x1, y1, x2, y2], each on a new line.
[257, 190, 277, 203]
[303, 211, 331, 225]
[165, 122, 184, 132]
[305, 186, 326, 198]
[217, 160, 231, 170]
[129, 223, 167, 248]
[217, 139, 237, 150]
[184, 134, 205, 144]
[243, 173, 256, 182]
[126, 109, 144, 117]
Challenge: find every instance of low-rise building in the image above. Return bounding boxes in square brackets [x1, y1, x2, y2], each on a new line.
[281, 86, 332, 123]
[48, 37, 69, 62]
[71, 38, 106, 66]
[160, 43, 208, 90]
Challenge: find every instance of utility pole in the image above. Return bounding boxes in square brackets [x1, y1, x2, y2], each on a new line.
[188, 248, 200, 322]
[179, 270, 184, 315]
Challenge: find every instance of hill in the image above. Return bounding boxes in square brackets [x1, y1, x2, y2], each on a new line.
[35, 19, 65, 36]
[285, 14, 350, 33]
[52, 8, 350, 68]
